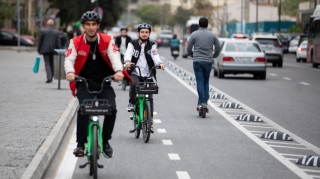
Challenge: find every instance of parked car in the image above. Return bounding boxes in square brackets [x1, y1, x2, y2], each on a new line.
[251, 34, 283, 67]
[231, 33, 250, 40]
[296, 40, 308, 62]
[288, 34, 307, 53]
[149, 31, 158, 43]
[0, 30, 35, 46]
[213, 39, 267, 79]
[157, 30, 173, 47]
[127, 31, 138, 40]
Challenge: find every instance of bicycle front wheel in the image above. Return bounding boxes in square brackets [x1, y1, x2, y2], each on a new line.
[92, 125, 98, 179]
[142, 100, 152, 143]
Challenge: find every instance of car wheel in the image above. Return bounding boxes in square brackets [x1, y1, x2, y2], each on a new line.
[213, 68, 217, 77]
[296, 58, 301, 62]
[302, 59, 307, 63]
[278, 58, 283, 67]
[217, 68, 224, 78]
[182, 55, 187, 58]
[272, 63, 277, 67]
[260, 71, 266, 80]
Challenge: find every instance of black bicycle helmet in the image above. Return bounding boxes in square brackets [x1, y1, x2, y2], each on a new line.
[120, 27, 128, 31]
[80, 11, 101, 24]
[137, 23, 151, 32]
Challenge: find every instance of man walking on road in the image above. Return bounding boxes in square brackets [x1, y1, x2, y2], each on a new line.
[115, 27, 132, 64]
[38, 19, 61, 83]
[187, 17, 221, 112]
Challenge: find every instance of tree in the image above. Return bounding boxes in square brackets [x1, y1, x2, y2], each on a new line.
[276, 0, 306, 17]
[135, 4, 160, 26]
[48, 0, 127, 29]
[0, 2, 15, 26]
[172, 6, 194, 27]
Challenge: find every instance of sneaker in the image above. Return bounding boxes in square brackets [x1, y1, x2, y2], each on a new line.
[127, 103, 134, 112]
[150, 126, 154, 133]
[103, 141, 113, 158]
[73, 143, 85, 157]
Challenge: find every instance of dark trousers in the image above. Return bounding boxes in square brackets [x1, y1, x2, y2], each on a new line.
[43, 54, 54, 80]
[76, 82, 117, 144]
[193, 61, 212, 105]
[129, 74, 154, 115]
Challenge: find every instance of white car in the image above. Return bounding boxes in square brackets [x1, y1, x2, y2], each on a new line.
[296, 40, 308, 62]
[213, 39, 267, 79]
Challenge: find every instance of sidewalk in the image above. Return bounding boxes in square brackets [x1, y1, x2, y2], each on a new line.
[0, 50, 77, 179]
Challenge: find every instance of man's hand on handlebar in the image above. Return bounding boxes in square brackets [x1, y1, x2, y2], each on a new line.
[66, 72, 76, 82]
[114, 71, 124, 81]
[158, 63, 165, 70]
[124, 61, 135, 69]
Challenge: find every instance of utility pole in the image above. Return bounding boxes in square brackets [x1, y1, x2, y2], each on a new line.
[278, 0, 281, 36]
[17, 0, 20, 51]
[39, 0, 42, 29]
[241, 0, 243, 33]
[256, 0, 258, 34]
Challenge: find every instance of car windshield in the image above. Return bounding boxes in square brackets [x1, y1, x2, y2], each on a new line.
[255, 38, 279, 45]
[225, 42, 261, 52]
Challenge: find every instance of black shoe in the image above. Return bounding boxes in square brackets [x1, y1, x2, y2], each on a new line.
[45, 80, 52, 83]
[103, 141, 113, 158]
[73, 143, 85, 157]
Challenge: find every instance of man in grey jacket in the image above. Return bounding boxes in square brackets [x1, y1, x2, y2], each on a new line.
[187, 17, 221, 112]
[38, 19, 61, 83]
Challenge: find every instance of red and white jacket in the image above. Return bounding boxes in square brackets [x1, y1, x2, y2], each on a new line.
[64, 32, 131, 96]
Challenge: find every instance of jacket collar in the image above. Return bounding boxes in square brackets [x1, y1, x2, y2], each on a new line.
[83, 33, 101, 44]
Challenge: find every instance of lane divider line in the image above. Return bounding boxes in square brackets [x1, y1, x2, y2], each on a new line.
[153, 119, 162, 123]
[176, 171, 191, 179]
[55, 126, 78, 179]
[157, 129, 167, 133]
[162, 140, 173, 145]
[168, 153, 180, 160]
[300, 82, 310, 86]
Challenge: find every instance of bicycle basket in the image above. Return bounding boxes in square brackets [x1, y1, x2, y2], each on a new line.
[80, 99, 112, 115]
[136, 82, 159, 94]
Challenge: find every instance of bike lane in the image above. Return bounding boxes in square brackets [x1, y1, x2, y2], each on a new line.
[48, 59, 301, 179]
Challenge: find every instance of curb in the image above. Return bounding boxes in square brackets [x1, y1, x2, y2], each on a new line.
[0, 46, 37, 51]
[20, 97, 78, 179]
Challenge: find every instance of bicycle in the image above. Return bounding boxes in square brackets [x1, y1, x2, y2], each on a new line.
[128, 65, 160, 143]
[75, 76, 114, 179]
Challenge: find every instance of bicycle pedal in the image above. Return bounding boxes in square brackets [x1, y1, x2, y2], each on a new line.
[98, 164, 104, 168]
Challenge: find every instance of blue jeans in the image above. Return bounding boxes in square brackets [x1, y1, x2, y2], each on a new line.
[193, 61, 212, 105]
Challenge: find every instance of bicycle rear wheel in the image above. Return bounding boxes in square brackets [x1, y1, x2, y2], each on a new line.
[133, 104, 140, 138]
[91, 125, 98, 179]
[201, 107, 206, 118]
[121, 80, 126, 91]
[142, 100, 152, 143]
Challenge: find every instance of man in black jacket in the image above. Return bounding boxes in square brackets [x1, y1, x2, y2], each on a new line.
[115, 27, 132, 64]
[38, 19, 61, 83]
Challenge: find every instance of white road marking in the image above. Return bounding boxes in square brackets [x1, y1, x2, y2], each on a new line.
[287, 158, 298, 161]
[283, 77, 292, 80]
[164, 61, 320, 178]
[300, 82, 310, 85]
[269, 145, 309, 150]
[168, 153, 180, 160]
[249, 131, 265, 133]
[153, 119, 162, 123]
[153, 111, 157, 115]
[302, 169, 320, 173]
[238, 122, 270, 126]
[176, 171, 191, 179]
[157, 129, 167, 133]
[162, 140, 173, 145]
[269, 73, 277, 76]
[242, 125, 274, 129]
[309, 175, 320, 179]
[55, 127, 78, 179]
[264, 141, 303, 146]
[280, 153, 306, 157]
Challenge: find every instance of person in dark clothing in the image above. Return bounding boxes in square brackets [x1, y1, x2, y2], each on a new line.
[65, 11, 131, 158]
[38, 19, 61, 83]
[58, 27, 69, 49]
[170, 34, 180, 53]
[115, 27, 132, 64]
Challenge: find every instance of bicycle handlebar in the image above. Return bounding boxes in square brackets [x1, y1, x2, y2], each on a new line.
[75, 76, 114, 95]
[129, 64, 160, 79]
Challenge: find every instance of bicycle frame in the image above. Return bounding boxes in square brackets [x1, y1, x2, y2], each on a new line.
[133, 94, 150, 128]
[86, 115, 104, 161]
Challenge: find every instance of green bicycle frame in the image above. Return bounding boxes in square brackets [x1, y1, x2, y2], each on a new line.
[133, 94, 150, 128]
[85, 116, 104, 161]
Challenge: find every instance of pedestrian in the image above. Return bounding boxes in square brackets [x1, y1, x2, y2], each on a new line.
[58, 27, 69, 49]
[38, 19, 61, 83]
[64, 11, 131, 158]
[187, 17, 221, 112]
[115, 27, 132, 64]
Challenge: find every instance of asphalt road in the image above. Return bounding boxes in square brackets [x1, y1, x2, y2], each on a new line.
[43, 49, 320, 179]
